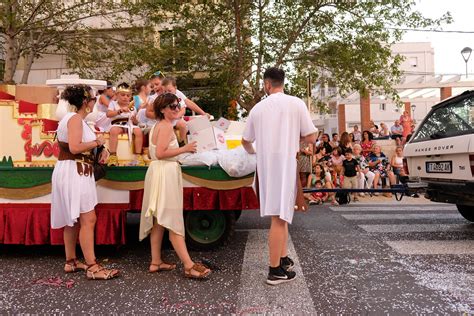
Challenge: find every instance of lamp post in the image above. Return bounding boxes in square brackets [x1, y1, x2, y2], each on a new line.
[461, 47, 472, 78]
[411, 104, 416, 121]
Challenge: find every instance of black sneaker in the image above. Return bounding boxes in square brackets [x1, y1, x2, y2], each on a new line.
[266, 266, 296, 285]
[280, 256, 295, 271]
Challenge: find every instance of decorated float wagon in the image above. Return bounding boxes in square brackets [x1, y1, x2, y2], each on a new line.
[0, 80, 258, 250]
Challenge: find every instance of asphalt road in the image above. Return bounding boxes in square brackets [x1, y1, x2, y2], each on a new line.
[0, 201, 473, 314]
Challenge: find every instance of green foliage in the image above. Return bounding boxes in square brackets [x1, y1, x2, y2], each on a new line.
[122, 0, 451, 115]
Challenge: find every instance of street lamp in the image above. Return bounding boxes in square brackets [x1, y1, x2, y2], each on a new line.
[461, 47, 472, 78]
[411, 104, 416, 120]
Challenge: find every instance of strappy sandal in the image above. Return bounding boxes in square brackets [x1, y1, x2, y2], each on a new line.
[86, 262, 120, 280]
[149, 261, 177, 273]
[64, 258, 87, 273]
[184, 262, 211, 280]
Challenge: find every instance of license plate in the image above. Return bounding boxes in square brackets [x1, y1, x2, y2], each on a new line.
[426, 161, 452, 173]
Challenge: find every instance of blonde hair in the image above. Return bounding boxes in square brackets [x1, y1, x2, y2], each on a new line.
[353, 144, 362, 151]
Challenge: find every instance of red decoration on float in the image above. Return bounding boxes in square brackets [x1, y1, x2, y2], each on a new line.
[18, 118, 59, 161]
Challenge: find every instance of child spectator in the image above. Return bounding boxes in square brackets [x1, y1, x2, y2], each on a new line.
[307, 181, 329, 205]
[342, 148, 360, 202]
[306, 164, 337, 205]
[329, 147, 344, 187]
[106, 83, 145, 166]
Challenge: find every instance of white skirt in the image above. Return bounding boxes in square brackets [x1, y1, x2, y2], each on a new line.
[51, 160, 98, 229]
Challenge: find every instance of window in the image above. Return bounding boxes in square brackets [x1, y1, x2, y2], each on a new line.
[409, 57, 418, 68]
[379, 103, 386, 111]
[412, 94, 474, 142]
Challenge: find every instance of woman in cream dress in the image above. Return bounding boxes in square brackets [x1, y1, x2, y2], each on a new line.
[139, 93, 211, 279]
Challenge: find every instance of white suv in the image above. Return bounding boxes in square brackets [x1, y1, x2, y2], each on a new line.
[404, 90, 474, 222]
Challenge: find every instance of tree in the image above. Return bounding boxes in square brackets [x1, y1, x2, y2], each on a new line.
[0, 0, 133, 83]
[131, 0, 451, 113]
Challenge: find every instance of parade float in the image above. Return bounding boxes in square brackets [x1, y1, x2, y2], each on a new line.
[0, 78, 258, 250]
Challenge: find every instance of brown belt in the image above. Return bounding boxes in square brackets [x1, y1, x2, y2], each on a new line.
[57, 141, 94, 165]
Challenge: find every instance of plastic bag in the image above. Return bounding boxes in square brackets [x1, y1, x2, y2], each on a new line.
[178, 151, 219, 167]
[217, 146, 256, 177]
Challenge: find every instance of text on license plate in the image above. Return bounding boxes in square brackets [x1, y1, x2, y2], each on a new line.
[426, 161, 452, 173]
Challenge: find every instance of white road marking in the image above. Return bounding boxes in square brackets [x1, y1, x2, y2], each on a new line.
[341, 214, 463, 221]
[330, 206, 457, 212]
[236, 229, 316, 314]
[386, 240, 474, 255]
[359, 224, 473, 233]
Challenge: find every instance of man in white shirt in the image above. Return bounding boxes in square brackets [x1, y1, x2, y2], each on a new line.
[242, 68, 317, 285]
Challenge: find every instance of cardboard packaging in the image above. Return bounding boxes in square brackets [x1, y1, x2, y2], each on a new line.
[187, 116, 229, 152]
[15, 85, 58, 104]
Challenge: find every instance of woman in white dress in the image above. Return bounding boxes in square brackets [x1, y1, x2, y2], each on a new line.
[51, 85, 119, 280]
[139, 93, 211, 279]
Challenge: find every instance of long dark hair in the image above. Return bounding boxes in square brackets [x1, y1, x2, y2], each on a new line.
[362, 130, 374, 142]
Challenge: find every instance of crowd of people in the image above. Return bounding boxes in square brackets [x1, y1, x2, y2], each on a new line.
[300, 117, 414, 205]
[92, 72, 209, 167]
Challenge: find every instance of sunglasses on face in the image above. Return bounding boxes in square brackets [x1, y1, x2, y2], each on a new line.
[167, 103, 181, 111]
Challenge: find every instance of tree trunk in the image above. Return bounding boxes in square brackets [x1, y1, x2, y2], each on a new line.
[3, 34, 19, 84]
[20, 51, 35, 84]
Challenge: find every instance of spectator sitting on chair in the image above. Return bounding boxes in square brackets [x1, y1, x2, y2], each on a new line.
[368, 144, 396, 196]
[390, 120, 404, 146]
[390, 146, 406, 178]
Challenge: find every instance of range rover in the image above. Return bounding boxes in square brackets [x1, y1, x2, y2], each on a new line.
[403, 90, 474, 222]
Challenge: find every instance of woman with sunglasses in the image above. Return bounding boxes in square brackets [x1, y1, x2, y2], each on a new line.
[51, 85, 119, 280]
[139, 93, 211, 279]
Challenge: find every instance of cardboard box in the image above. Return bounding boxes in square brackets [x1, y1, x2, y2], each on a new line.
[15, 85, 58, 104]
[187, 116, 227, 152]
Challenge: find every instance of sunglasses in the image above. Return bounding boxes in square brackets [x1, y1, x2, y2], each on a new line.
[167, 103, 181, 111]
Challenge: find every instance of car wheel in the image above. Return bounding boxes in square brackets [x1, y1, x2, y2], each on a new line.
[456, 204, 474, 222]
[185, 210, 235, 250]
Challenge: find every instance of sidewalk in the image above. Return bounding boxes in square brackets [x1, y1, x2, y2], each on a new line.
[349, 194, 448, 205]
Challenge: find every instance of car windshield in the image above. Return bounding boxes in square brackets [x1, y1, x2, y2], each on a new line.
[412, 94, 474, 142]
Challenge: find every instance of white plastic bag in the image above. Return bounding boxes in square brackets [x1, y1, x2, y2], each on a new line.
[178, 151, 219, 167]
[217, 146, 256, 177]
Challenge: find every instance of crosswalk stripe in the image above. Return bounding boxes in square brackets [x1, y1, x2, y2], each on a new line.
[341, 213, 463, 221]
[385, 240, 474, 255]
[330, 206, 457, 212]
[358, 224, 473, 233]
[236, 229, 316, 314]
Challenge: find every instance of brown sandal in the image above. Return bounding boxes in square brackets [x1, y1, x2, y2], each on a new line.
[184, 262, 211, 279]
[149, 261, 177, 273]
[86, 262, 120, 280]
[64, 259, 87, 273]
